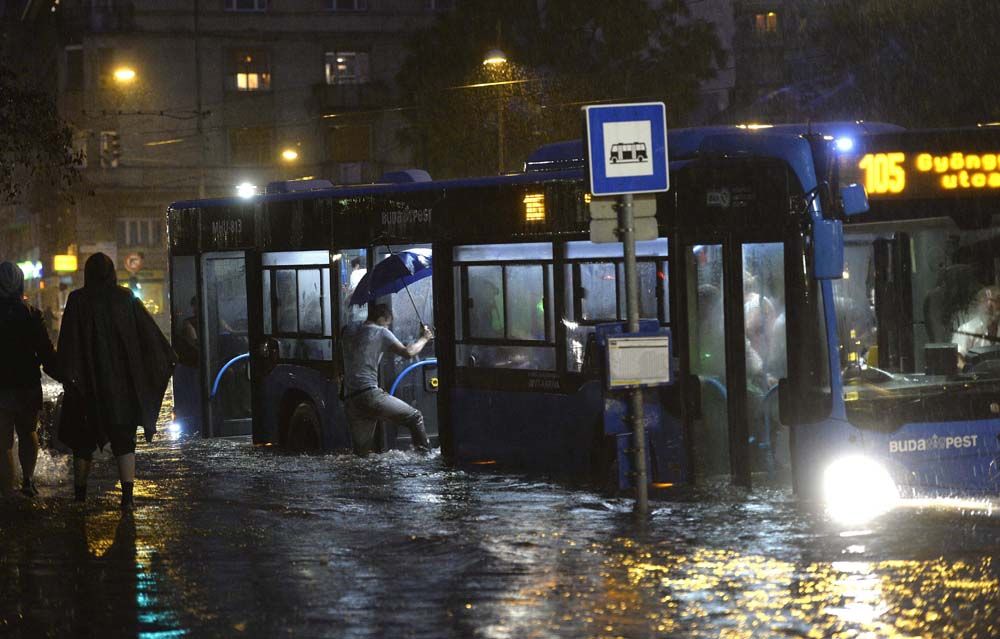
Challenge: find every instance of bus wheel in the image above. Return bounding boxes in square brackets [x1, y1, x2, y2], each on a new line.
[286, 401, 321, 452]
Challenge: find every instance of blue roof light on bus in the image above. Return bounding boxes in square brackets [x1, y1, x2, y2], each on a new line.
[835, 136, 855, 153]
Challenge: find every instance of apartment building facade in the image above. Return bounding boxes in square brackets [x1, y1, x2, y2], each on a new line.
[41, 0, 449, 327]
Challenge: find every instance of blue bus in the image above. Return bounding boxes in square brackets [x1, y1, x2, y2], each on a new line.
[168, 122, 998, 507]
[821, 127, 1000, 507]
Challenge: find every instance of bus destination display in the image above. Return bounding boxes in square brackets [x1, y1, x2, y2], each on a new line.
[841, 148, 1000, 199]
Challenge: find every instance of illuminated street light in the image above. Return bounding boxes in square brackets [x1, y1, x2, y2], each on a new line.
[281, 148, 299, 162]
[113, 67, 137, 84]
[236, 182, 257, 198]
[482, 49, 507, 66]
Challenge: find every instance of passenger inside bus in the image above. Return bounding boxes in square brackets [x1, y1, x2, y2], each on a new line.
[952, 284, 1000, 368]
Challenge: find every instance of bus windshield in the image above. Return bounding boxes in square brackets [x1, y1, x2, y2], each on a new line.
[835, 214, 1000, 428]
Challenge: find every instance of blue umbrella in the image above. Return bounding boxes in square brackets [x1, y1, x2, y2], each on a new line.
[349, 248, 432, 310]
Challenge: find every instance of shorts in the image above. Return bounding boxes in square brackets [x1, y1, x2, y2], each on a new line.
[0, 405, 38, 450]
[72, 424, 138, 461]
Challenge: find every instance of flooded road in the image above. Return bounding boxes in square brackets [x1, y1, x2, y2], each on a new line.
[2, 420, 999, 637]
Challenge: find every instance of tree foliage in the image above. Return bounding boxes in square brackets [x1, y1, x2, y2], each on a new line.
[397, 0, 725, 178]
[815, 0, 1000, 126]
[0, 61, 79, 204]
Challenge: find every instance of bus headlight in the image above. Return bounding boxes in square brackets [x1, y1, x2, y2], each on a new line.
[822, 455, 898, 525]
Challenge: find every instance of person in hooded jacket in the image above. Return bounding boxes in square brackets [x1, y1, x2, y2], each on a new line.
[57, 253, 176, 511]
[0, 262, 61, 498]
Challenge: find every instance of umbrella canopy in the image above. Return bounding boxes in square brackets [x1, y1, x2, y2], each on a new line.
[349, 248, 432, 306]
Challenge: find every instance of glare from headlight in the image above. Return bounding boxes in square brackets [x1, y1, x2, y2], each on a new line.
[822, 456, 899, 525]
[166, 421, 183, 439]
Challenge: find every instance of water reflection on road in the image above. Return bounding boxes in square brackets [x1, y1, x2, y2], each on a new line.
[2, 434, 998, 638]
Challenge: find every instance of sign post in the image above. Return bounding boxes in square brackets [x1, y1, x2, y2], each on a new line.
[584, 102, 669, 518]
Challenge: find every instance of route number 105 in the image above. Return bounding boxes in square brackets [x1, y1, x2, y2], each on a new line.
[858, 152, 907, 194]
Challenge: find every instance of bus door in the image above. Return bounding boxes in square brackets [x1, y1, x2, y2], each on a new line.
[255, 251, 336, 450]
[200, 251, 256, 437]
[679, 238, 789, 487]
[372, 244, 438, 451]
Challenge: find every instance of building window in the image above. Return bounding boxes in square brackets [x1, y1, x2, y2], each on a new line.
[425, 0, 454, 9]
[326, 125, 371, 163]
[225, 0, 268, 11]
[99, 131, 120, 168]
[326, 0, 368, 11]
[65, 46, 84, 92]
[97, 47, 115, 89]
[324, 51, 369, 85]
[753, 11, 779, 36]
[229, 50, 271, 91]
[117, 218, 163, 248]
[230, 127, 273, 166]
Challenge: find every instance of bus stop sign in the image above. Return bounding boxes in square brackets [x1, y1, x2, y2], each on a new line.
[584, 102, 669, 196]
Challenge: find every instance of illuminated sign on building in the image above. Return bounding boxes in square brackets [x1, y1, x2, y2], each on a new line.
[53, 255, 78, 272]
[842, 149, 1000, 198]
[17, 261, 43, 280]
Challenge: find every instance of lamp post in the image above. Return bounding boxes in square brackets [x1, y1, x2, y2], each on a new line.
[483, 49, 507, 174]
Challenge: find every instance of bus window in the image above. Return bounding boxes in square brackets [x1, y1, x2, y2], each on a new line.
[467, 265, 504, 340]
[297, 269, 323, 335]
[563, 239, 669, 373]
[339, 248, 368, 325]
[506, 265, 548, 341]
[454, 243, 555, 371]
[275, 269, 297, 333]
[579, 262, 617, 321]
[262, 251, 333, 361]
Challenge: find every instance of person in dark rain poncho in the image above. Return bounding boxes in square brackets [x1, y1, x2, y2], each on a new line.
[57, 253, 176, 511]
[0, 261, 61, 498]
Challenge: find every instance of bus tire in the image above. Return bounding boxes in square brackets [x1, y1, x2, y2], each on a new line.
[286, 400, 321, 452]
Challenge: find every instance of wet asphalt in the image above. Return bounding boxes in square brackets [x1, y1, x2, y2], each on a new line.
[2, 401, 1000, 638]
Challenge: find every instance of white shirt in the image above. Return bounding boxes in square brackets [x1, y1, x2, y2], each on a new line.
[952, 316, 998, 356]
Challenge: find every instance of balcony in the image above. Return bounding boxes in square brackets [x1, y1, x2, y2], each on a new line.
[312, 82, 392, 113]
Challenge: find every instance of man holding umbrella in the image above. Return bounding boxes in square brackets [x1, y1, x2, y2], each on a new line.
[341, 303, 433, 456]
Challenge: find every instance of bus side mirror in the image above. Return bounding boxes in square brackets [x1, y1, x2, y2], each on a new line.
[812, 219, 844, 280]
[840, 183, 869, 217]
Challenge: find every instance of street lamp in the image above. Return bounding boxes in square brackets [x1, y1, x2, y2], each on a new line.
[482, 49, 507, 66]
[482, 49, 507, 173]
[113, 67, 137, 84]
[281, 148, 299, 162]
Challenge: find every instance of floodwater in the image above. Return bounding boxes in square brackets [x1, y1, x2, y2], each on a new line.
[2, 396, 999, 638]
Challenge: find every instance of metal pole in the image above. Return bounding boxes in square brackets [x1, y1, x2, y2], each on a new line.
[619, 193, 648, 517]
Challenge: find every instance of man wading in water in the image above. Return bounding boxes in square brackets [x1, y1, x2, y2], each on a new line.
[340, 303, 433, 456]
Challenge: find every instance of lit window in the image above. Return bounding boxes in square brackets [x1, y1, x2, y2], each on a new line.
[324, 51, 369, 85]
[753, 11, 779, 35]
[99, 130, 120, 168]
[225, 0, 268, 11]
[230, 50, 271, 92]
[326, 0, 368, 10]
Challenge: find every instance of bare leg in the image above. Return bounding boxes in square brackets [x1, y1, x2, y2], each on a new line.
[116, 453, 135, 484]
